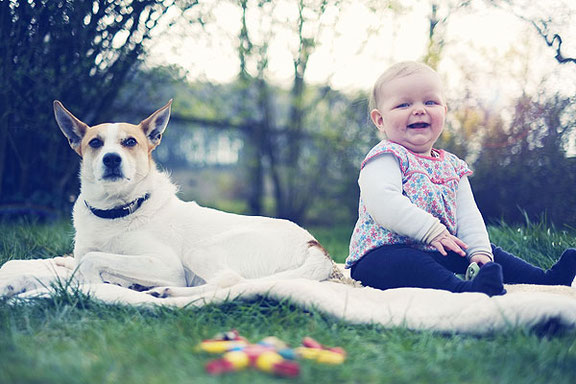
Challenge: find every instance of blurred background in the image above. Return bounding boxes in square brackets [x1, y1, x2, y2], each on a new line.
[1, 0, 575, 229]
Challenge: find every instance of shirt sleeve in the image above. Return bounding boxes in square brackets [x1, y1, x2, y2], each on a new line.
[455, 176, 493, 260]
[358, 153, 446, 244]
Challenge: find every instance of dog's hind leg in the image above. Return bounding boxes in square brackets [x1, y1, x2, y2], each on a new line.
[257, 243, 334, 282]
[145, 245, 334, 299]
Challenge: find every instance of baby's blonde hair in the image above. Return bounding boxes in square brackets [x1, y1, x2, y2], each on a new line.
[370, 61, 438, 111]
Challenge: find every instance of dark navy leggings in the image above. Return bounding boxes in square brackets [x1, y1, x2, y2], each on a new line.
[350, 244, 563, 292]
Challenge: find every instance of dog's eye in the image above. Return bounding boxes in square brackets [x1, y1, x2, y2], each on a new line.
[89, 138, 103, 148]
[122, 138, 138, 147]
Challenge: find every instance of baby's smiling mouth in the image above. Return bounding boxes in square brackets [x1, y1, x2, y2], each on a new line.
[407, 122, 430, 129]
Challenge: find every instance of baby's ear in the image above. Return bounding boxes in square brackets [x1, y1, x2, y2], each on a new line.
[370, 109, 384, 129]
[140, 99, 172, 150]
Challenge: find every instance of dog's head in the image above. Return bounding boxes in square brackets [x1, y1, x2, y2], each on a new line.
[53, 100, 172, 188]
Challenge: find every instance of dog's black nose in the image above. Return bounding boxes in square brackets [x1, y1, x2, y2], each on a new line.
[103, 153, 122, 168]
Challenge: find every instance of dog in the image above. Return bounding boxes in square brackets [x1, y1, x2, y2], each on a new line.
[45, 100, 341, 297]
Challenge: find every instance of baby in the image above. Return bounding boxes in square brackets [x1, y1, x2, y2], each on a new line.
[346, 61, 576, 296]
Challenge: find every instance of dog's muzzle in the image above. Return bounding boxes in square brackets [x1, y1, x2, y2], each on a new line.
[102, 153, 124, 180]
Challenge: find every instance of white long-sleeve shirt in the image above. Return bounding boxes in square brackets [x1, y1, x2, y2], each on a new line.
[358, 153, 492, 259]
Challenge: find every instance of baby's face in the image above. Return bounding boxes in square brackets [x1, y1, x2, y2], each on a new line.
[371, 71, 446, 156]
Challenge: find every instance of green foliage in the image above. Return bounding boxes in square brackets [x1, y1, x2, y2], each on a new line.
[470, 94, 576, 226]
[488, 217, 576, 269]
[3, 0, 573, 231]
[0, 0, 196, 218]
[1, 221, 576, 383]
[122, 60, 576, 228]
[115, 64, 376, 225]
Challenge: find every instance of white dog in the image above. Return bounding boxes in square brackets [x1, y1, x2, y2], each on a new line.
[40, 100, 340, 297]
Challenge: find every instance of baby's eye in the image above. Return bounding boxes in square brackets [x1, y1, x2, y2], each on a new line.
[395, 103, 410, 109]
[425, 100, 439, 105]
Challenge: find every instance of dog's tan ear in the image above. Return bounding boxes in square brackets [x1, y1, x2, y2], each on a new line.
[140, 99, 172, 150]
[53, 100, 88, 156]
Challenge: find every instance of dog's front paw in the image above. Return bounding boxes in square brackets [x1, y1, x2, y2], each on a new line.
[145, 287, 173, 299]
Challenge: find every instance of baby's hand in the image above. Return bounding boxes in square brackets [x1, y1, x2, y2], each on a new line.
[430, 230, 468, 257]
[470, 253, 493, 267]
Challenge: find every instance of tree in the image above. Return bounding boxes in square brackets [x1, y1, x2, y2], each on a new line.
[472, 92, 576, 225]
[529, 20, 576, 65]
[0, 0, 198, 218]
[483, 0, 576, 65]
[229, 0, 397, 222]
[422, 1, 576, 225]
[422, 0, 472, 69]
[170, 0, 373, 222]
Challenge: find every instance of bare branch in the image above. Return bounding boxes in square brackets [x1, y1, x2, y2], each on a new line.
[531, 20, 576, 65]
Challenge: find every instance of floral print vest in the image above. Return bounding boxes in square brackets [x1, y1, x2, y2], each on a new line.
[346, 141, 472, 268]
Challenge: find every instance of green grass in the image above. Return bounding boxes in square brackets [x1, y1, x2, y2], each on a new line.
[487, 220, 576, 269]
[1, 220, 576, 384]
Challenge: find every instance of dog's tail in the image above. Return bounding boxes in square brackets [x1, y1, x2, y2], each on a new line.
[307, 240, 362, 287]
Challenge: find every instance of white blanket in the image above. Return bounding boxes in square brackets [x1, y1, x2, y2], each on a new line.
[1, 257, 576, 335]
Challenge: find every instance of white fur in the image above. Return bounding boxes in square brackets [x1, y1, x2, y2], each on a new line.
[54, 101, 334, 297]
[89, 124, 133, 183]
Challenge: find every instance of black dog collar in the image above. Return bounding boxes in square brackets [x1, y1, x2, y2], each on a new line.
[85, 193, 150, 219]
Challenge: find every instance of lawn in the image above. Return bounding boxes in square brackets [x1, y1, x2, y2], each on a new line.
[1, 220, 575, 384]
